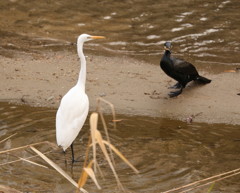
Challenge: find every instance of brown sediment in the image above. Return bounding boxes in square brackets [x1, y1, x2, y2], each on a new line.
[0, 51, 239, 125]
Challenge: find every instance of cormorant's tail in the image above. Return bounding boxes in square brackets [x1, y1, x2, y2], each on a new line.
[196, 76, 211, 84]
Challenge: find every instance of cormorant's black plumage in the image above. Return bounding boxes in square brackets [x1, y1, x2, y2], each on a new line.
[160, 42, 211, 97]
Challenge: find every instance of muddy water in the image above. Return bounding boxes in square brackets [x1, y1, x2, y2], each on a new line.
[0, 1, 240, 192]
[0, 103, 239, 192]
[0, 0, 240, 72]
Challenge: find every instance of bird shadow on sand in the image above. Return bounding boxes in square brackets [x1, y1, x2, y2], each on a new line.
[148, 80, 210, 100]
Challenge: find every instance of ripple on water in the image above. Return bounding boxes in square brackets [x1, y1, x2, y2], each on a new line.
[0, 103, 240, 192]
[0, 0, 239, 68]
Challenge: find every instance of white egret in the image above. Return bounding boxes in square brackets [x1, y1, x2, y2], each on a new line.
[56, 34, 105, 162]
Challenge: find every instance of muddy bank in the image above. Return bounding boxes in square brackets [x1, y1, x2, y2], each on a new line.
[0, 51, 239, 125]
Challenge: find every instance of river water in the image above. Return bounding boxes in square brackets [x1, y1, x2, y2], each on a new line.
[0, 103, 240, 192]
[0, 0, 240, 71]
[0, 0, 240, 192]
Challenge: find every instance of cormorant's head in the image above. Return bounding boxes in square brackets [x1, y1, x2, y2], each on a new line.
[164, 42, 172, 50]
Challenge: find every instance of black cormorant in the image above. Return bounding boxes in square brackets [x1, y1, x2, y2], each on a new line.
[160, 42, 211, 97]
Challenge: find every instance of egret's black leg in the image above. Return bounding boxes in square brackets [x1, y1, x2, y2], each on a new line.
[71, 143, 75, 164]
[168, 87, 183, 98]
[70, 143, 81, 163]
[168, 82, 181, 89]
[63, 150, 67, 165]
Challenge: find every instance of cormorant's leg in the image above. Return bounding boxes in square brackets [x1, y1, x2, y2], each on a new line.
[168, 87, 183, 98]
[168, 82, 181, 89]
[71, 143, 75, 164]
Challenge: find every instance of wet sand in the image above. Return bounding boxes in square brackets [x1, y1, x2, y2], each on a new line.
[0, 51, 239, 125]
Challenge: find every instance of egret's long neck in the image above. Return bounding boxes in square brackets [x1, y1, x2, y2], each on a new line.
[77, 42, 86, 90]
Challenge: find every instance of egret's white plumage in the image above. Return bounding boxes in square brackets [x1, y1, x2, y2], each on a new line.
[56, 87, 89, 151]
[56, 34, 105, 153]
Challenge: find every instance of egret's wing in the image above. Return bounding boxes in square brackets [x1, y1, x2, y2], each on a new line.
[56, 86, 89, 150]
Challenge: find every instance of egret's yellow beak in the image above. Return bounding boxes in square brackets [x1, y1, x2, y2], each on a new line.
[90, 36, 105, 39]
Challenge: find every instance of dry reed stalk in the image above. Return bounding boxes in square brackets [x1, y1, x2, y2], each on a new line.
[98, 110, 116, 167]
[77, 136, 102, 190]
[78, 160, 94, 188]
[90, 112, 98, 173]
[89, 139, 139, 174]
[0, 133, 18, 144]
[97, 98, 117, 168]
[30, 146, 88, 193]
[95, 129, 125, 191]
[2, 151, 49, 169]
[83, 167, 101, 189]
[89, 112, 125, 191]
[0, 151, 52, 166]
[77, 159, 102, 191]
[97, 97, 116, 129]
[0, 141, 57, 155]
[19, 157, 49, 169]
[95, 160, 105, 179]
[102, 140, 139, 174]
[87, 104, 139, 192]
[179, 170, 240, 193]
[77, 135, 104, 192]
[207, 182, 215, 193]
[163, 168, 240, 193]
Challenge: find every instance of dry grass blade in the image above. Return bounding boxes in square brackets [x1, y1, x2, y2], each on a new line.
[163, 168, 240, 193]
[87, 101, 137, 192]
[95, 160, 105, 180]
[0, 141, 57, 155]
[99, 111, 116, 167]
[94, 129, 124, 191]
[102, 140, 139, 174]
[78, 136, 92, 188]
[97, 98, 117, 167]
[112, 119, 124, 122]
[179, 171, 240, 193]
[0, 151, 52, 166]
[78, 160, 94, 188]
[30, 146, 88, 193]
[224, 69, 236, 73]
[84, 167, 101, 190]
[97, 97, 116, 129]
[0, 133, 17, 144]
[207, 182, 215, 193]
[19, 157, 48, 169]
[90, 112, 98, 173]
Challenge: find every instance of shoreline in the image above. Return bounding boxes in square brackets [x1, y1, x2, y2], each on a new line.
[0, 51, 239, 125]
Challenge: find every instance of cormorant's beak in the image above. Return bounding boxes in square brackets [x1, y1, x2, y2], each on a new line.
[164, 42, 172, 50]
[90, 36, 106, 40]
[164, 46, 170, 50]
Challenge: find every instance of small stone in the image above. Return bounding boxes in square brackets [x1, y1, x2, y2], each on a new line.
[47, 96, 54, 101]
[99, 93, 106, 97]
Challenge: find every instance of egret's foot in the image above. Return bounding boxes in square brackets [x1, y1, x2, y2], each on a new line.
[71, 158, 81, 164]
[168, 82, 181, 89]
[168, 88, 182, 98]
